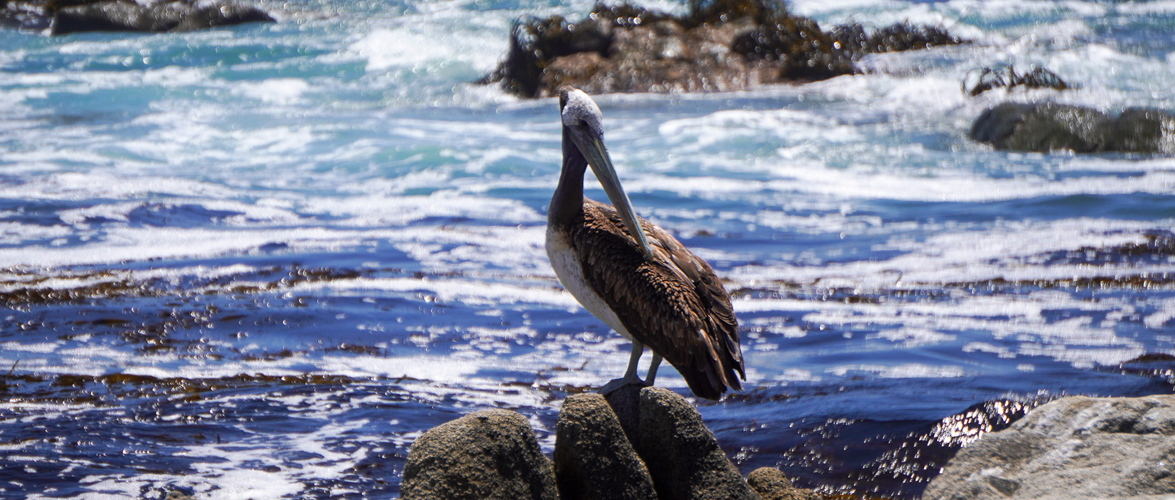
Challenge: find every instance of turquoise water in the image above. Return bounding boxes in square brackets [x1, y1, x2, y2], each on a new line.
[3, 0, 1175, 498]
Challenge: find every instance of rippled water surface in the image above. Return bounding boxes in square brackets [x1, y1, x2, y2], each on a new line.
[3, 0, 1175, 498]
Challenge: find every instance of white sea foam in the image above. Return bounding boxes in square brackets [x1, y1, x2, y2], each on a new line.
[659, 108, 862, 148]
[351, 29, 459, 72]
[290, 277, 575, 308]
[0, 342, 59, 353]
[1116, 1, 1175, 15]
[621, 168, 1175, 203]
[233, 78, 312, 104]
[828, 363, 967, 379]
[729, 217, 1171, 287]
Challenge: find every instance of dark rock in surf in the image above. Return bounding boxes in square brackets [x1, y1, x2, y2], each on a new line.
[746, 467, 821, 500]
[830, 22, 960, 57]
[924, 395, 1175, 500]
[970, 102, 1175, 154]
[401, 409, 559, 500]
[638, 387, 762, 500]
[970, 102, 1112, 153]
[484, 0, 964, 97]
[50, 0, 272, 34]
[731, 15, 854, 82]
[1108, 107, 1175, 154]
[554, 393, 657, 500]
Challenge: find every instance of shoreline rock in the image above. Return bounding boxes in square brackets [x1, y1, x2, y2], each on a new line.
[638, 387, 760, 499]
[402, 386, 823, 500]
[401, 409, 559, 500]
[402, 390, 1175, 499]
[923, 394, 1175, 500]
[554, 393, 657, 500]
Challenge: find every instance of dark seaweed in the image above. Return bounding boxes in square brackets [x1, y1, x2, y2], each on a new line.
[731, 15, 854, 81]
[965, 65, 1075, 96]
[832, 22, 961, 56]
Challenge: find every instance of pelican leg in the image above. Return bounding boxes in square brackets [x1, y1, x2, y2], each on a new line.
[599, 342, 647, 395]
[646, 353, 662, 387]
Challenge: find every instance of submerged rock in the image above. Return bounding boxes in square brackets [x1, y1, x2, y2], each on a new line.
[923, 394, 1175, 500]
[401, 409, 559, 500]
[970, 102, 1175, 154]
[554, 393, 657, 500]
[485, 0, 963, 97]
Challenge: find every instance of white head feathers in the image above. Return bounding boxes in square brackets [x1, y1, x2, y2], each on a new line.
[560, 88, 604, 136]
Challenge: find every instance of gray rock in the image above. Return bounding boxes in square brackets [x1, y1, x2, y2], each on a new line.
[746, 468, 821, 500]
[970, 102, 1111, 153]
[968, 102, 1037, 147]
[51, 0, 272, 35]
[554, 393, 658, 500]
[604, 383, 644, 445]
[638, 387, 761, 500]
[401, 409, 559, 500]
[923, 394, 1175, 500]
[970, 102, 1175, 154]
[1109, 108, 1175, 154]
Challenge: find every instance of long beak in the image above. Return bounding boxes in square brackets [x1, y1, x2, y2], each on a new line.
[572, 131, 655, 260]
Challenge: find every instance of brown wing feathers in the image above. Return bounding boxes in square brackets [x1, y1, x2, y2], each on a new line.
[572, 199, 745, 399]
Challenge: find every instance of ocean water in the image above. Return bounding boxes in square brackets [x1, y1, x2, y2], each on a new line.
[3, 0, 1175, 498]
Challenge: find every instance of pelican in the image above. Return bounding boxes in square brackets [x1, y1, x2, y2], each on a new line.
[546, 88, 745, 400]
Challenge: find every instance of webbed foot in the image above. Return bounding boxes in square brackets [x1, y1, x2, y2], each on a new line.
[598, 376, 650, 396]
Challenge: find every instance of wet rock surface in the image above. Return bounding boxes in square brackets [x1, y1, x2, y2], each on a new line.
[486, 0, 962, 97]
[603, 383, 644, 448]
[638, 386, 762, 500]
[746, 467, 821, 500]
[970, 102, 1175, 154]
[923, 395, 1175, 500]
[401, 409, 559, 500]
[554, 393, 657, 500]
[1, 0, 272, 33]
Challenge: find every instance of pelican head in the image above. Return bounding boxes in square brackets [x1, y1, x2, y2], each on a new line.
[559, 88, 655, 259]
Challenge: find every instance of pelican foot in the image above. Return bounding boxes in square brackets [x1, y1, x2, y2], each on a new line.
[598, 377, 650, 396]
